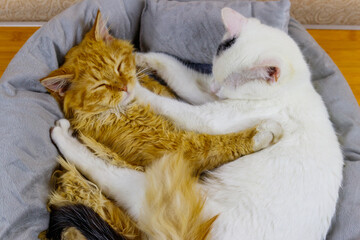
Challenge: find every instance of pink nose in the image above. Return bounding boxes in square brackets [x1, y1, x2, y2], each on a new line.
[210, 82, 221, 94]
[121, 85, 128, 92]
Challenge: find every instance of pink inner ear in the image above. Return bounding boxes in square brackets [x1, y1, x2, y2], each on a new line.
[257, 59, 281, 82]
[221, 7, 248, 37]
[266, 67, 280, 83]
[41, 74, 73, 96]
[95, 12, 114, 43]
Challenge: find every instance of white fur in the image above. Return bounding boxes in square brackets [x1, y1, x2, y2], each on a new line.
[52, 9, 343, 240]
[134, 11, 343, 240]
[135, 52, 215, 105]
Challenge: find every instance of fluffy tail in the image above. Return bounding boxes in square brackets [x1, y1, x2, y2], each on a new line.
[139, 153, 217, 240]
[46, 204, 126, 240]
[46, 154, 216, 240]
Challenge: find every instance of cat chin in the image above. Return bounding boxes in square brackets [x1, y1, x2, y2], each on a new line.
[120, 90, 135, 106]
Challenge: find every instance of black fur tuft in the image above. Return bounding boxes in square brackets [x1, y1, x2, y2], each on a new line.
[46, 204, 126, 240]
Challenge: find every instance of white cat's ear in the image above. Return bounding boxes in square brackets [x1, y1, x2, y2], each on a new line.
[41, 73, 73, 97]
[94, 10, 114, 43]
[223, 60, 281, 87]
[267, 66, 280, 83]
[250, 59, 281, 83]
[255, 66, 280, 83]
[257, 59, 281, 83]
[221, 7, 248, 37]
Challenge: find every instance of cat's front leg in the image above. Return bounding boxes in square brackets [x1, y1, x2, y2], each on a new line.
[136, 52, 216, 104]
[51, 119, 91, 163]
[135, 83, 215, 133]
[51, 119, 146, 220]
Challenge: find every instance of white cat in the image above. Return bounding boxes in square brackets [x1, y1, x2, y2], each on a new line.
[51, 8, 343, 240]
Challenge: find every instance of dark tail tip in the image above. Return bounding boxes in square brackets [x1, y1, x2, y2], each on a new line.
[46, 204, 126, 240]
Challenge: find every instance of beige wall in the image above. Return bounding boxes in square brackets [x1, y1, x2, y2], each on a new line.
[0, 0, 359, 25]
[290, 0, 360, 25]
[0, 0, 81, 22]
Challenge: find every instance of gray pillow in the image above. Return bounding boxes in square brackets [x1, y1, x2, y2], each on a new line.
[140, 0, 291, 63]
[0, 0, 144, 238]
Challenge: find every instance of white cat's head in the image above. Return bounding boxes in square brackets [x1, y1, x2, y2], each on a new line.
[211, 8, 310, 100]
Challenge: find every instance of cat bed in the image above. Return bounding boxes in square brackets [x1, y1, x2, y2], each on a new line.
[0, 0, 359, 239]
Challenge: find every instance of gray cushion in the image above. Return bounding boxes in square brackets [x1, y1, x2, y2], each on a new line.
[0, 0, 359, 239]
[140, 0, 291, 63]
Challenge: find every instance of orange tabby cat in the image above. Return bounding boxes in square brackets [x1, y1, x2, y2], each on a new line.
[40, 11, 279, 239]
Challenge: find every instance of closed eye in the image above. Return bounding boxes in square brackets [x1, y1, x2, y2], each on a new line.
[117, 62, 123, 73]
[93, 83, 107, 90]
[216, 37, 236, 56]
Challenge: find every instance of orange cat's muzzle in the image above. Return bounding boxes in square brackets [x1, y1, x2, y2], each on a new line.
[121, 85, 128, 92]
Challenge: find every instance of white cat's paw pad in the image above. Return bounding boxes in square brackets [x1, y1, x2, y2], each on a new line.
[253, 120, 283, 151]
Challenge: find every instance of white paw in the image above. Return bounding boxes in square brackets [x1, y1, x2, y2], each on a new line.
[135, 52, 165, 72]
[51, 119, 76, 149]
[253, 120, 283, 151]
[135, 52, 149, 68]
[55, 118, 72, 133]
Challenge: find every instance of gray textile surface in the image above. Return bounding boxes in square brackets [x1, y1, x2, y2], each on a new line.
[140, 0, 290, 63]
[0, 0, 144, 238]
[0, 0, 359, 239]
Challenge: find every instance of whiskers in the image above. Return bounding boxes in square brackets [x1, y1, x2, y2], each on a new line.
[96, 102, 128, 124]
[112, 103, 126, 118]
[136, 66, 152, 80]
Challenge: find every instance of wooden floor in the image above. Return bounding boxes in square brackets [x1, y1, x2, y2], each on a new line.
[307, 29, 360, 105]
[0, 27, 359, 105]
[0, 27, 39, 76]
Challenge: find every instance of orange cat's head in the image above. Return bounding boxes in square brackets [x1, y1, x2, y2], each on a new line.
[40, 11, 136, 117]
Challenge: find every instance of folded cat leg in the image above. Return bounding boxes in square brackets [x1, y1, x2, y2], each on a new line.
[51, 119, 146, 220]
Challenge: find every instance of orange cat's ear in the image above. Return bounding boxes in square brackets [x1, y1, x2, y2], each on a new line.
[40, 69, 74, 97]
[93, 10, 114, 43]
